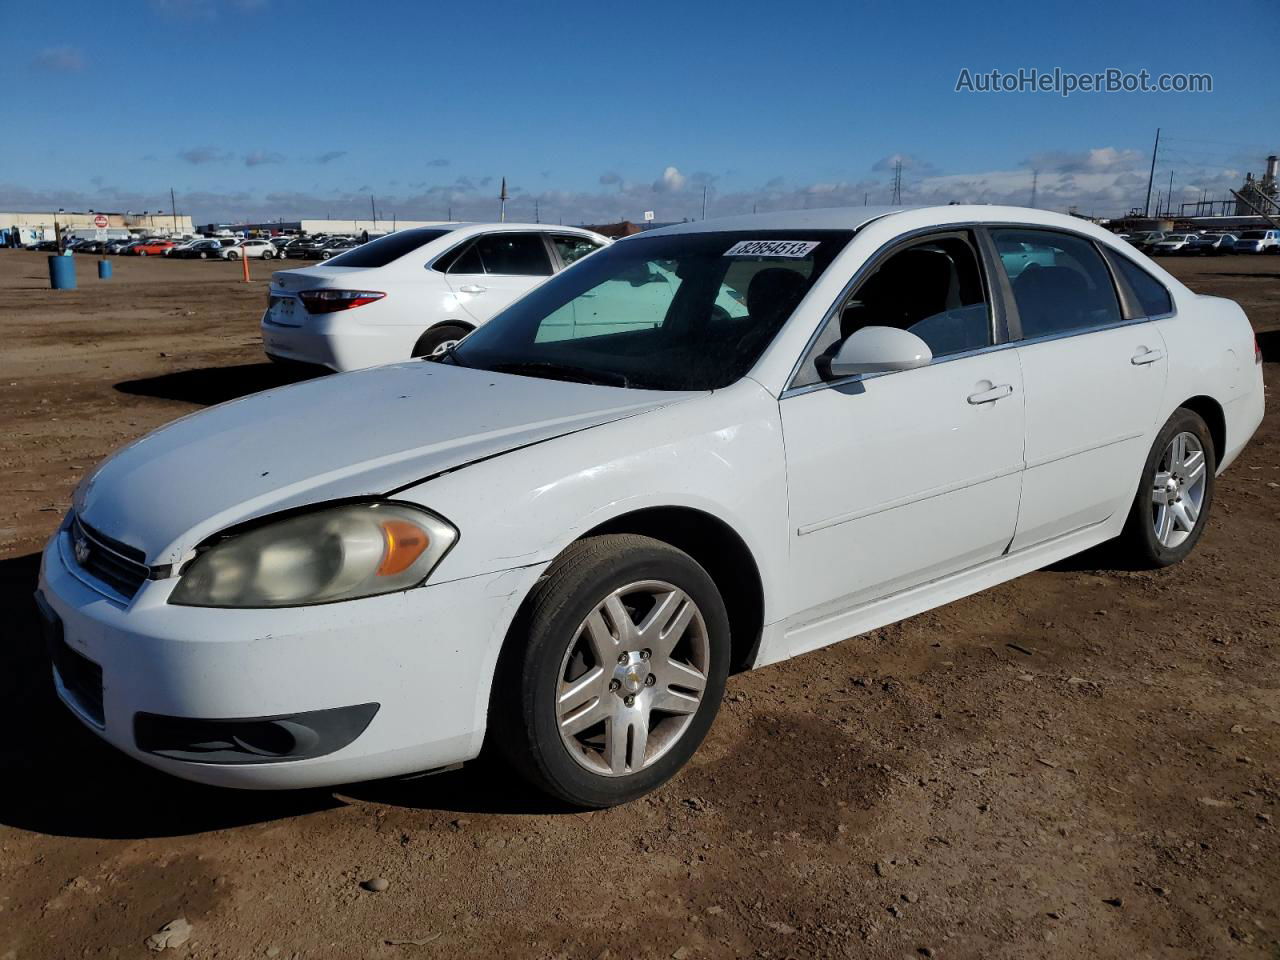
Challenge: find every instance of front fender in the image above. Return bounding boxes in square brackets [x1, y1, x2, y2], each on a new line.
[399, 378, 789, 622]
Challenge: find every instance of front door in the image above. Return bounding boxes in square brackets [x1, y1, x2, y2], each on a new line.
[780, 231, 1025, 649]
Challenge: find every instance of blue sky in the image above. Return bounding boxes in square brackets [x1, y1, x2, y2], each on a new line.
[2, 0, 1277, 223]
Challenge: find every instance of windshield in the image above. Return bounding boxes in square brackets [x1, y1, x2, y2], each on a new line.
[449, 230, 852, 390]
[1239, 231, 1266, 240]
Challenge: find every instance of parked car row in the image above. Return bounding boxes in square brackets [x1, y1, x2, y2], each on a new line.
[36, 234, 361, 261]
[1121, 229, 1280, 256]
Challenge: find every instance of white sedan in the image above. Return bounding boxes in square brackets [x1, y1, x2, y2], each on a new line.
[219, 238, 278, 260]
[261, 223, 609, 370]
[38, 205, 1264, 807]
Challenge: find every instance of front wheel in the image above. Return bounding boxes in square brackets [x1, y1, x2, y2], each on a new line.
[1115, 408, 1215, 567]
[227, 251, 239, 260]
[263, 249, 274, 259]
[492, 534, 730, 808]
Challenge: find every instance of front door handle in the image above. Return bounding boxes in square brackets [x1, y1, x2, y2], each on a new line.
[1131, 347, 1165, 365]
[458, 284, 487, 294]
[967, 383, 1014, 405]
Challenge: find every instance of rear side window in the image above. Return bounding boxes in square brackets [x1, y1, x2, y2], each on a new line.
[1105, 250, 1173, 318]
[326, 228, 451, 268]
[472, 233, 553, 276]
[991, 228, 1122, 339]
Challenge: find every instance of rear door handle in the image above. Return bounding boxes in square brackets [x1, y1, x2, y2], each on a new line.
[967, 383, 1014, 404]
[1131, 348, 1164, 365]
[458, 284, 487, 294]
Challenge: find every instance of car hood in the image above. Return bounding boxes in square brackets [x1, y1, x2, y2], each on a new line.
[77, 362, 696, 566]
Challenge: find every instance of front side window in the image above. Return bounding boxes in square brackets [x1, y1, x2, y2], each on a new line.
[991, 228, 1122, 339]
[449, 230, 852, 390]
[845, 233, 991, 358]
[552, 234, 605, 267]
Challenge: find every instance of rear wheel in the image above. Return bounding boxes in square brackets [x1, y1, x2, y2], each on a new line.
[1115, 408, 1215, 567]
[263, 249, 274, 259]
[492, 534, 730, 808]
[412, 324, 471, 358]
[138, 250, 148, 257]
[199, 251, 209, 260]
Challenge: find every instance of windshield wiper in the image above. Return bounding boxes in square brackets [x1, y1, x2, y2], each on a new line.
[488, 360, 629, 388]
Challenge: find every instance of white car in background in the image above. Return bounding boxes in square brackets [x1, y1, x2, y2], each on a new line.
[1150, 234, 1197, 255]
[261, 224, 609, 370]
[219, 238, 278, 260]
[38, 206, 1263, 807]
[1234, 229, 1280, 254]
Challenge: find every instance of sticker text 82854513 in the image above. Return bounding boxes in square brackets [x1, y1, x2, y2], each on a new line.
[723, 240, 820, 258]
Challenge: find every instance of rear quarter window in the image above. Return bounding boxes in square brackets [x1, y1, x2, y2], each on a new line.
[1105, 250, 1174, 318]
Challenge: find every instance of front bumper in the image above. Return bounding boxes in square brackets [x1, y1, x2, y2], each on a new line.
[38, 527, 540, 789]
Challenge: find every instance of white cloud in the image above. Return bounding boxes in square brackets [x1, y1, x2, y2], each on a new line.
[654, 166, 687, 193]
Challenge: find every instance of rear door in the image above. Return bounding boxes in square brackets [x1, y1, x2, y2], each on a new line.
[444, 231, 554, 325]
[993, 227, 1169, 550]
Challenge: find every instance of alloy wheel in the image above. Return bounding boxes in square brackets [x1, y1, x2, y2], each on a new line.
[555, 580, 709, 777]
[1152, 431, 1207, 548]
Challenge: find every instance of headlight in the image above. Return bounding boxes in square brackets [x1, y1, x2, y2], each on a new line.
[169, 502, 457, 608]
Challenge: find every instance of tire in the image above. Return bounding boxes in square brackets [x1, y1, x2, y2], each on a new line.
[411, 324, 471, 358]
[199, 252, 208, 260]
[1115, 408, 1216, 568]
[227, 251, 239, 260]
[263, 249, 274, 259]
[491, 534, 730, 808]
[138, 250, 148, 257]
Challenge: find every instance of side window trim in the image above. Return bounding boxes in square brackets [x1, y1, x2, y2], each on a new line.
[786, 226, 1000, 392]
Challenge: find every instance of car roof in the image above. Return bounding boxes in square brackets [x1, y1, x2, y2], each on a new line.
[641, 205, 1130, 238]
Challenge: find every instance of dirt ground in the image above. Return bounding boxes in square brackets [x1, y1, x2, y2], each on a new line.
[0, 249, 1277, 960]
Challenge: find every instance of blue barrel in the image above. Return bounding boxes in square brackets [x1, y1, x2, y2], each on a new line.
[48, 255, 77, 290]
[97, 259, 112, 279]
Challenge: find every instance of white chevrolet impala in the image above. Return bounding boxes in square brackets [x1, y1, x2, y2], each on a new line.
[38, 206, 1264, 807]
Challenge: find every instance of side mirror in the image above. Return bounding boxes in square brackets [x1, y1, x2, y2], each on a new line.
[828, 326, 932, 378]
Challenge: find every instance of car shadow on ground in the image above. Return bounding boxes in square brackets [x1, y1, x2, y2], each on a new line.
[114, 362, 323, 407]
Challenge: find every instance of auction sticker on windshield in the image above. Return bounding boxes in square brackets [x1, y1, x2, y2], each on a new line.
[723, 239, 820, 258]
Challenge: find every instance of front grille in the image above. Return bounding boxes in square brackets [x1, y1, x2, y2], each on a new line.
[71, 516, 150, 599]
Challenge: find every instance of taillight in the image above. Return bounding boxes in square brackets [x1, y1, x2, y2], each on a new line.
[1256, 336, 1264, 365]
[298, 290, 386, 314]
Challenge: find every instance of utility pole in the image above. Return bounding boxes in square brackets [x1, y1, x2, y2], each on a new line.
[170, 187, 178, 232]
[1165, 168, 1174, 219]
[701, 185, 708, 220]
[1029, 169, 1039, 208]
[498, 177, 508, 223]
[1144, 127, 1160, 218]
[370, 195, 377, 231]
[534, 199, 540, 223]
[891, 160, 903, 205]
